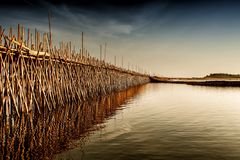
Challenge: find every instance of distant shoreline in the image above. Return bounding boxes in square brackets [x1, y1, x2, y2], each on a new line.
[150, 73, 240, 87]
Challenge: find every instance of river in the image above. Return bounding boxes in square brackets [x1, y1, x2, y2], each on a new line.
[54, 83, 240, 160]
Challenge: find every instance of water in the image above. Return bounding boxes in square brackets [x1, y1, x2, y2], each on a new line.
[0, 85, 145, 159]
[54, 83, 240, 160]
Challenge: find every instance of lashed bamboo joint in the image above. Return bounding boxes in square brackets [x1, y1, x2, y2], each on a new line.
[0, 24, 150, 119]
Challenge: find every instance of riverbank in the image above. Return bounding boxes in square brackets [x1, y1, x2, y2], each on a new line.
[150, 74, 240, 87]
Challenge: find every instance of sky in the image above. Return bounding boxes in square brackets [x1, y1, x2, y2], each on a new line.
[1, 0, 240, 77]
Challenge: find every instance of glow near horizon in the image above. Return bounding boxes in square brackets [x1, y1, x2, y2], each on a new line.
[1, 1, 240, 77]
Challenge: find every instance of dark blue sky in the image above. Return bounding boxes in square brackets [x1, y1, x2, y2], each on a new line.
[1, 0, 240, 76]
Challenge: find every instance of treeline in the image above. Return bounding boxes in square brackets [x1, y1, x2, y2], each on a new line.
[205, 73, 240, 79]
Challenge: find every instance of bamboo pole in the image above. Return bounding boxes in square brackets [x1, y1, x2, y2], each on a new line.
[37, 31, 40, 51]
[21, 26, 24, 44]
[30, 32, 33, 49]
[104, 43, 107, 62]
[0, 25, 2, 45]
[35, 28, 37, 50]
[81, 32, 84, 55]
[17, 24, 20, 41]
[121, 56, 123, 68]
[100, 44, 102, 61]
[9, 26, 12, 38]
[27, 28, 30, 48]
[48, 11, 52, 50]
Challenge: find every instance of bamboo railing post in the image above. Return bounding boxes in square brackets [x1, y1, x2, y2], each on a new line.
[21, 26, 24, 44]
[36, 31, 39, 51]
[27, 28, 30, 48]
[48, 11, 52, 50]
[17, 24, 20, 42]
[121, 56, 123, 68]
[9, 26, 12, 39]
[81, 32, 84, 55]
[30, 32, 33, 49]
[100, 44, 102, 61]
[104, 43, 107, 62]
[0, 25, 2, 45]
[43, 33, 46, 52]
[34, 28, 37, 50]
[69, 41, 72, 59]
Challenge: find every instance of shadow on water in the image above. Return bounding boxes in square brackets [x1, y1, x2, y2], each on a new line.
[0, 85, 146, 160]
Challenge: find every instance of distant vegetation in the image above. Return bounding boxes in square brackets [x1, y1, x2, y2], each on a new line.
[205, 73, 240, 79]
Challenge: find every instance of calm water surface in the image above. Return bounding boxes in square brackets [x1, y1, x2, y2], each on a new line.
[55, 83, 240, 160]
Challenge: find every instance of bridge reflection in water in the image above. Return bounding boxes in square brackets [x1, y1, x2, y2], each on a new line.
[0, 85, 146, 159]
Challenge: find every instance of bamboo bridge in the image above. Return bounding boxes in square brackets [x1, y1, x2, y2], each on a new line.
[0, 24, 150, 159]
[0, 24, 150, 120]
